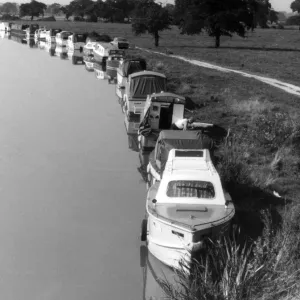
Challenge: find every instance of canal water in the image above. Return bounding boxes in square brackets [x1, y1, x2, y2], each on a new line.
[0, 36, 172, 300]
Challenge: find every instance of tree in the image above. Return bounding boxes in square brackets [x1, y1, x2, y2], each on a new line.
[269, 9, 278, 24]
[45, 3, 61, 15]
[0, 2, 18, 15]
[291, 0, 300, 13]
[60, 5, 72, 20]
[176, 0, 253, 48]
[19, 0, 47, 20]
[131, 0, 172, 47]
[67, 0, 94, 18]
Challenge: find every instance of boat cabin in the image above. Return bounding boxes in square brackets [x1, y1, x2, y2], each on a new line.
[93, 42, 119, 63]
[68, 32, 88, 49]
[123, 71, 167, 119]
[148, 130, 214, 180]
[56, 31, 72, 45]
[117, 58, 147, 88]
[141, 92, 186, 131]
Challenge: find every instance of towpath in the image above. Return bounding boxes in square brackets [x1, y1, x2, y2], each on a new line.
[138, 47, 300, 97]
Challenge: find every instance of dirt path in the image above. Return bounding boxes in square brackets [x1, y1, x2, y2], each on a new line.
[138, 47, 300, 97]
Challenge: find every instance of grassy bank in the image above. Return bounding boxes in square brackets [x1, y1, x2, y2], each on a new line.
[16, 20, 300, 85]
[14, 19, 300, 298]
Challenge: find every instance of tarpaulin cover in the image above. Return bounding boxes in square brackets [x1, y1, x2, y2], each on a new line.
[73, 33, 87, 43]
[119, 59, 147, 77]
[154, 130, 214, 172]
[129, 75, 166, 99]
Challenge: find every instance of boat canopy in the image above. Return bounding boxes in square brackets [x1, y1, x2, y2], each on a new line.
[118, 59, 147, 77]
[148, 92, 185, 104]
[154, 130, 214, 172]
[72, 32, 88, 43]
[129, 73, 166, 99]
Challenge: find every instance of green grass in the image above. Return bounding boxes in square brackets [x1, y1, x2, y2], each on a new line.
[16, 20, 300, 85]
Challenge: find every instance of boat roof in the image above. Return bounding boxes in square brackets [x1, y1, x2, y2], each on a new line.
[130, 71, 166, 79]
[158, 130, 203, 140]
[149, 92, 185, 104]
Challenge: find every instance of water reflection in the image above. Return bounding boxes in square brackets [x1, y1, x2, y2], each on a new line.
[28, 38, 38, 49]
[140, 245, 177, 300]
[10, 33, 27, 44]
[55, 45, 68, 60]
[0, 31, 10, 39]
[44, 41, 56, 56]
[138, 150, 150, 184]
[94, 63, 108, 80]
[67, 48, 84, 65]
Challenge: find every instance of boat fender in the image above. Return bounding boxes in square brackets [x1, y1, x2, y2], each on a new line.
[140, 219, 148, 242]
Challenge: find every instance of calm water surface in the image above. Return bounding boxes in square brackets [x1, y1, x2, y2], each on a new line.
[0, 36, 153, 299]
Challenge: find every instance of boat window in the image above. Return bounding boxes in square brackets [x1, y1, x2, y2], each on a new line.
[167, 181, 215, 198]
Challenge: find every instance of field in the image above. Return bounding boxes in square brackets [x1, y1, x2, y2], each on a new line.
[11, 19, 300, 298]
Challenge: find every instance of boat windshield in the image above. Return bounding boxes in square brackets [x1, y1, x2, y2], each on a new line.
[166, 181, 215, 199]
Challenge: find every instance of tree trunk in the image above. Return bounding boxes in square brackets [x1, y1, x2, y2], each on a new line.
[154, 31, 159, 47]
[215, 33, 220, 48]
[31, 15, 33, 21]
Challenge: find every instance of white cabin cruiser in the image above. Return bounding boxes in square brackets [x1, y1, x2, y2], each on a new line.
[55, 31, 72, 46]
[93, 42, 118, 64]
[67, 32, 87, 50]
[45, 28, 61, 43]
[143, 149, 235, 269]
[34, 28, 47, 40]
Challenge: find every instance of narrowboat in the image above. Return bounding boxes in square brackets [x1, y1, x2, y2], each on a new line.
[122, 71, 167, 121]
[10, 23, 29, 37]
[143, 149, 235, 269]
[67, 32, 88, 50]
[138, 92, 186, 153]
[55, 31, 72, 46]
[45, 28, 61, 43]
[117, 58, 147, 89]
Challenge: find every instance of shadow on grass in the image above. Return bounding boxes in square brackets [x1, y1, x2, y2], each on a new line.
[229, 183, 292, 241]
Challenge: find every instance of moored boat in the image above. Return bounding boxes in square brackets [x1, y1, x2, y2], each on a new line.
[55, 30, 72, 46]
[144, 149, 235, 269]
[67, 32, 88, 50]
[122, 71, 167, 121]
[138, 92, 186, 153]
[25, 24, 39, 39]
[0, 22, 11, 32]
[34, 28, 47, 41]
[10, 23, 29, 37]
[117, 58, 147, 89]
[93, 42, 119, 64]
[67, 48, 84, 64]
[45, 28, 61, 43]
[147, 130, 214, 183]
[106, 49, 125, 83]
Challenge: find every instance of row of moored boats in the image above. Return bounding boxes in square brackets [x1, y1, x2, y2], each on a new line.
[0, 21, 236, 270]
